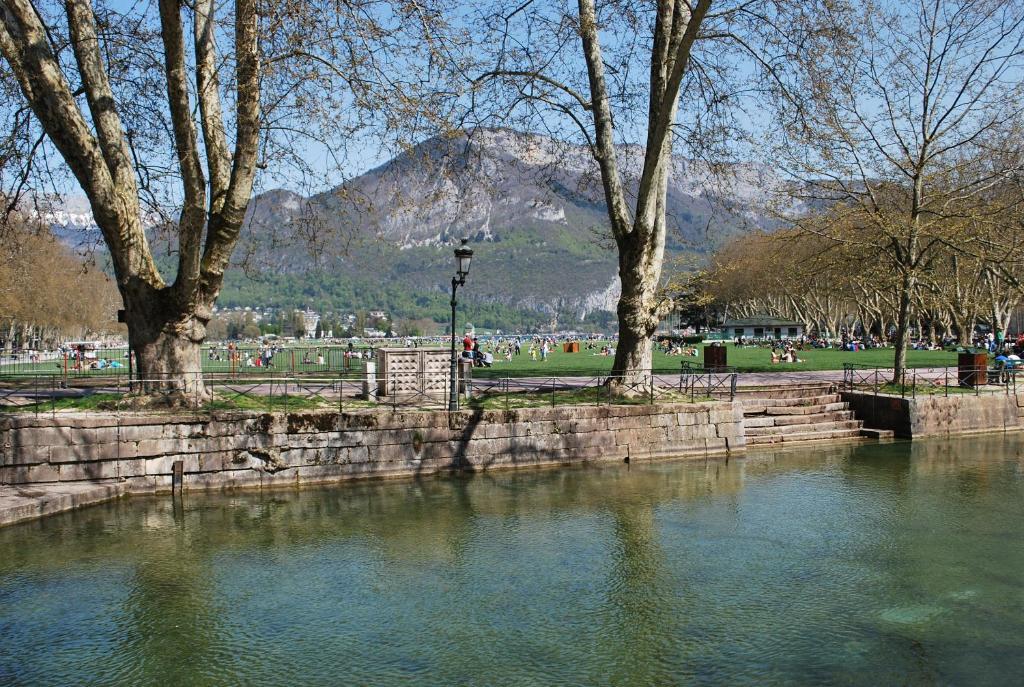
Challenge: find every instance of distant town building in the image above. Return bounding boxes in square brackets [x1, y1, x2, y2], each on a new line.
[721, 317, 804, 340]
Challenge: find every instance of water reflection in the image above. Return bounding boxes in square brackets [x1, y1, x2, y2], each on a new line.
[1, 434, 1024, 685]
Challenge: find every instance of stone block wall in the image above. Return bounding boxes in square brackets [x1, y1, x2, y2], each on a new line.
[0, 401, 746, 492]
[841, 391, 1021, 438]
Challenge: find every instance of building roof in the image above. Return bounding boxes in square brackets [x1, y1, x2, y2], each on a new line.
[722, 317, 804, 327]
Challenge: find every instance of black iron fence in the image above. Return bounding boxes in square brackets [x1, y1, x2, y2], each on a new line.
[1, 367, 739, 416]
[0, 346, 369, 378]
[841, 363, 1021, 399]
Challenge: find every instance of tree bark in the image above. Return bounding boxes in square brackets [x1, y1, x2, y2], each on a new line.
[122, 283, 209, 400]
[575, 0, 705, 388]
[610, 248, 662, 384]
[892, 272, 915, 384]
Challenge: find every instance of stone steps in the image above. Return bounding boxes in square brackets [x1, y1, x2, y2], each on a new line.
[762, 402, 849, 416]
[738, 394, 841, 408]
[744, 410, 855, 428]
[741, 383, 870, 446]
[747, 427, 865, 445]
[742, 398, 844, 413]
[733, 384, 834, 399]
[746, 419, 863, 437]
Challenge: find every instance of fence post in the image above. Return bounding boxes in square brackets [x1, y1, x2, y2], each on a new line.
[551, 377, 555, 407]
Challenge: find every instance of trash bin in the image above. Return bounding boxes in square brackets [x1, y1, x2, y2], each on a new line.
[704, 344, 728, 371]
[958, 351, 988, 387]
[562, 342, 580, 353]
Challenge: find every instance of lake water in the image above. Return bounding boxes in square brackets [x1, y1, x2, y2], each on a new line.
[2, 435, 1024, 685]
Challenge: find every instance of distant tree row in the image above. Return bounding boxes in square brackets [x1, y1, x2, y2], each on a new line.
[700, 224, 1024, 344]
[0, 217, 123, 349]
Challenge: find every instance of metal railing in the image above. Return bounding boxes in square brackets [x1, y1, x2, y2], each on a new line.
[679, 366, 739, 401]
[0, 346, 368, 379]
[841, 363, 1021, 399]
[0, 367, 739, 416]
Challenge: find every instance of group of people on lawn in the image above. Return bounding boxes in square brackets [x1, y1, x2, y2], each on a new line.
[770, 343, 804, 364]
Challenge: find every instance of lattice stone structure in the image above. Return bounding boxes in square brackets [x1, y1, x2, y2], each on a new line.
[375, 348, 451, 403]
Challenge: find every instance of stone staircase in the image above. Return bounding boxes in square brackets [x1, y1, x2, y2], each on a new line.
[738, 382, 888, 446]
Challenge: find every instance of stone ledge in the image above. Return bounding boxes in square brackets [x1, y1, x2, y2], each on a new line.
[0, 482, 126, 527]
[0, 401, 746, 506]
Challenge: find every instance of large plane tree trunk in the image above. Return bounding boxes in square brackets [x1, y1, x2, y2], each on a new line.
[123, 283, 211, 400]
[0, 0, 260, 401]
[577, 0, 706, 389]
[610, 243, 664, 387]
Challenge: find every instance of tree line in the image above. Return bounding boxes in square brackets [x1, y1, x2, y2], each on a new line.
[0, 216, 122, 350]
[700, 225, 1024, 345]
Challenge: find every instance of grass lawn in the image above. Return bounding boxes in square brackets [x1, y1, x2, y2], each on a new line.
[1, 341, 964, 380]
[700, 344, 958, 373]
[0, 345, 367, 377]
[473, 343, 960, 377]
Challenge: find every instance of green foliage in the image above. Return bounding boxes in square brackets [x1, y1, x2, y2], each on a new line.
[214, 268, 556, 332]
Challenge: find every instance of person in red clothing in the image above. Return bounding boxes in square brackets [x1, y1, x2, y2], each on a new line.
[462, 333, 473, 358]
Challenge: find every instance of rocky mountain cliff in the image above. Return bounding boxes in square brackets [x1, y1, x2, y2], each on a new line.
[232, 129, 776, 322]
[45, 129, 779, 329]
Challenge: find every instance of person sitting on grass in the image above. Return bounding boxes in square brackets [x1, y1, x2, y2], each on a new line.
[771, 349, 781, 364]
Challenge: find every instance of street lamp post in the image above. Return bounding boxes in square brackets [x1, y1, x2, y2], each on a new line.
[449, 238, 474, 412]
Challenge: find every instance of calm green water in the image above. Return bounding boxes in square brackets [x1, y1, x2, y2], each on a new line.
[2, 436, 1024, 685]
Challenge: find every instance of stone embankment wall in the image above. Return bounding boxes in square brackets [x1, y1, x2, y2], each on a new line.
[841, 392, 1022, 438]
[0, 402, 746, 491]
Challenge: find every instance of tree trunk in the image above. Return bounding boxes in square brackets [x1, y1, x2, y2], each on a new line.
[610, 256, 661, 388]
[125, 286, 209, 402]
[892, 272, 915, 384]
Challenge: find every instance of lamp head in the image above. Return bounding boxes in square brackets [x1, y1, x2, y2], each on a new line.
[454, 238, 473, 283]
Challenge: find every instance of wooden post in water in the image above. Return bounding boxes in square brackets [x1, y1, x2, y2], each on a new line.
[172, 460, 184, 495]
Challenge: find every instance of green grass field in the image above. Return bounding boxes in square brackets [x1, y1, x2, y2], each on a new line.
[0, 346, 366, 377]
[472, 343, 960, 377]
[0, 341, 963, 379]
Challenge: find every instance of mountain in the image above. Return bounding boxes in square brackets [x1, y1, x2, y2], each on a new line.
[228, 129, 777, 325]
[44, 128, 780, 330]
